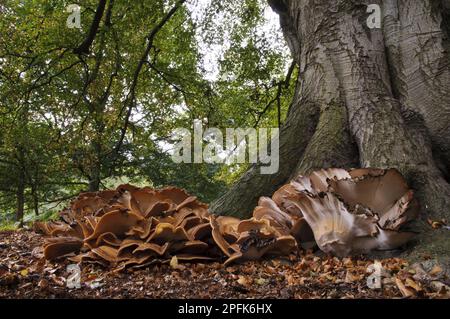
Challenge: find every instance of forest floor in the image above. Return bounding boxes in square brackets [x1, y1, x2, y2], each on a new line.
[0, 230, 449, 299]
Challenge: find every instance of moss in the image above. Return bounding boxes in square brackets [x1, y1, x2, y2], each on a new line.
[402, 229, 450, 266]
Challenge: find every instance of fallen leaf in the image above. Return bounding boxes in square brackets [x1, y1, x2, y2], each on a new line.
[344, 271, 359, 283]
[285, 274, 296, 286]
[19, 269, 28, 277]
[170, 256, 185, 270]
[405, 278, 421, 292]
[50, 275, 65, 286]
[38, 279, 49, 289]
[430, 281, 450, 295]
[86, 278, 104, 289]
[255, 278, 267, 285]
[31, 246, 44, 259]
[343, 258, 353, 268]
[395, 277, 415, 297]
[429, 265, 443, 276]
[237, 275, 249, 286]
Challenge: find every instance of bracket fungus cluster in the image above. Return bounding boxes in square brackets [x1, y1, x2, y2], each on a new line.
[271, 168, 419, 257]
[36, 168, 419, 270]
[36, 184, 297, 270]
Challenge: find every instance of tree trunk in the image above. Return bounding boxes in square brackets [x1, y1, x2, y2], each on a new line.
[31, 184, 39, 216]
[88, 169, 101, 192]
[212, 0, 450, 263]
[16, 165, 25, 228]
[88, 140, 102, 192]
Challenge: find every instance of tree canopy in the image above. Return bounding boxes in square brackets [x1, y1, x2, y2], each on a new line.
[0, 0, 295, 226]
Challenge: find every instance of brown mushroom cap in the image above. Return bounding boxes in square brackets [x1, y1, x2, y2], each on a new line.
[157, 187, 191, 204]
[378, 190, 419, 230]
[132, 242, 169, 256]
[188, 222, 212, 240]
[290, 217, 315, 244]
[117, 238, 143, 255]
[84, 209, 143, 248]
[214, 216, 241, 239]
[309, 168, 351, 193]
[210, 215, 237, 257]
[223, 232, 296, 266]
[71, 196, 107, 217]
[68, 251, 109, 267]
[91, 245, 119, 263]
[44, 237, 83, 260]
[95, 232, 122, 247]
[255, 197, 294, 228]
[148, 222, 191, 244]
[328, 168, 410, 215]
[169, 240, 209, 254]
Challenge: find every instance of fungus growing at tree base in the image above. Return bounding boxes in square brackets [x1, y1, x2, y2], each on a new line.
[35, 168, 419, 270]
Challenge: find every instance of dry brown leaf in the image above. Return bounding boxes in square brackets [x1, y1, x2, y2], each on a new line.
[19, 269, 28, 277]
[255, 278, 267, 285]
[405, 278, 422, 291]
[395, 277, 415, 297]
[344, 271, 360, 283]
[169, 256, 185, 270]
[429, 265, 443, 276]
[237, 275, 249, 286]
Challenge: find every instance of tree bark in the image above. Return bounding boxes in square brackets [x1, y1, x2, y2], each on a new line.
[16, 162, 25, 228]
[212, 0, 450, 263]
[31, 184, 39, 216]
[383, 0, 450, 178]
[292, 103, 358, 177]
[73, 0, 108, 55]
[88, 140, 102, 192]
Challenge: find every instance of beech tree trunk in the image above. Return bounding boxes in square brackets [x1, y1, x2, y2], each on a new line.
[211, 0, 450, 262]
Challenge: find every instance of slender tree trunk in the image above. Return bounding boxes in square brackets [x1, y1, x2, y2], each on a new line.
[88, 139, 102, 192]
[89, 158, 100, 192]
[16, 162, 25, 227]
[31, 184, 39, 216]
[212, 0, 450, 263]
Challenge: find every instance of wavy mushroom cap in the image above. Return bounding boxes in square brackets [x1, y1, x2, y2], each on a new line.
[308, 168, 351, 193]
[288, 168, 418, 256]
[328, 168, 419, 228]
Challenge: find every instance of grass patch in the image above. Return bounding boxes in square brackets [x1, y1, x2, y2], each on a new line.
[0, 222, 17, 231]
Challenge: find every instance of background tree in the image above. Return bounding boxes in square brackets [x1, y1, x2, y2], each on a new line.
[0, 0, 290, 225]
[212, 0, 450, 262]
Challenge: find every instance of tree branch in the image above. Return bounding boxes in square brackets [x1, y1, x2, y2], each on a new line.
[254, 60, 296, 127]
[73, 0, 108, 55]
[111, 0, 186, 162]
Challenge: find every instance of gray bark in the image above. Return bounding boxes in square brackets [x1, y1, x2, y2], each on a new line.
[292, 102, 358, 177]
[383, 0, 450, 177]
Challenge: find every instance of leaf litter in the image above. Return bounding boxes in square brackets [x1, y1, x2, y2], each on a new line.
[1, 229, 449, 299]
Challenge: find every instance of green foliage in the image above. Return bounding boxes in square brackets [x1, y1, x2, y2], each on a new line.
[0, 0, 293, 226]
